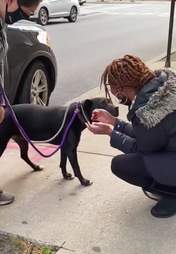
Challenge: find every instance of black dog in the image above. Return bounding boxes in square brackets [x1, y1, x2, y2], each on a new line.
[0, 97, 118, 186]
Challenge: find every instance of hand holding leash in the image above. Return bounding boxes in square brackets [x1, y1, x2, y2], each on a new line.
[86, 122, 113, 136]
[91, 109, 118, 126]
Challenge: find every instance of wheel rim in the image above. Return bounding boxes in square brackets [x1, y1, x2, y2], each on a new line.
[39, 9, 48, 25]
[31, 69, 48, 106]
[70, 7, 77, 21]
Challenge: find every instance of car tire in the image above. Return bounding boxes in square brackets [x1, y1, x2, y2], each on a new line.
[17, 61, 51, 106]
[68, 6, 78, 22]
[37, 7, 49, 26]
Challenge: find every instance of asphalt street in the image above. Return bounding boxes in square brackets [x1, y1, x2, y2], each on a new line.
[45, 1, 176, 105]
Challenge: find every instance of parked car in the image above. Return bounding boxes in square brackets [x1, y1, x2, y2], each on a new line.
[30, 0, 80, 26]
[5, 20, 57, 106]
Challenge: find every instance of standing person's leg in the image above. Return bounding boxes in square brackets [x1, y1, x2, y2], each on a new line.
[111, 153, 153, 188]
[0, 108, 15, 206]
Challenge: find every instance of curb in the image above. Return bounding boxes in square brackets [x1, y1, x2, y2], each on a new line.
[147, 49, 176, 65]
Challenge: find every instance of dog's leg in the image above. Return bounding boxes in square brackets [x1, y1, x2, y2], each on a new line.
[0, 138, 10, 158]
[0, 114, 15, 157]
[13, 136, 43, 172]
[60, 149, 74, 180]
[68, 149, 92, 186]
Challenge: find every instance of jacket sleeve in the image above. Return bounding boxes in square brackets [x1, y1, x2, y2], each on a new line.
[110, 130, 137, 153]
[110, 120, 168, 154]
[114, 120, 135, 138]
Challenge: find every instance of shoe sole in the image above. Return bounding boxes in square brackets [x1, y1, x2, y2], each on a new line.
[151, 209, 176, 218]
[0, 197, 15, 206]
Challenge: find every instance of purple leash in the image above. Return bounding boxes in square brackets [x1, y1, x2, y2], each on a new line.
[0, 81, 79, 158]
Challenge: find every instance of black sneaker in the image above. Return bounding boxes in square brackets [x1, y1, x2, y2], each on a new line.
[0, 190, 15, 206]
[151, 197, 176, 218]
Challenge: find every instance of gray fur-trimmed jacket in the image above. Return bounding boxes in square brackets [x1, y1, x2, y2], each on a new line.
[110, 69, 176, 186]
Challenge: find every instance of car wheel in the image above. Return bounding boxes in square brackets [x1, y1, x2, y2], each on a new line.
[68, 6, 78, 22]
[18, 61, 51, 106]
[38, 7, 49, 26]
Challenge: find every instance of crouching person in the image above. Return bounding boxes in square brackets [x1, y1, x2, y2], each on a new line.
[87, 54, 176, 218]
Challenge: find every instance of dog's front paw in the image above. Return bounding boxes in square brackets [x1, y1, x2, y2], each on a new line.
[81, 179, 93, 186]
[64, 173, 74, 180]
[33, 165, 44, 172]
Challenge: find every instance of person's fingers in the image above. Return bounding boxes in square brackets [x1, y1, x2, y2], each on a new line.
[85, 122, 91, 129]
[91, 111, 97, 121]
[91, 122, 106, 131]
[91, 122, 105, 126]
[85, 121, 91, 128]
[91, 110, 107, 121]
[86, 122, 100, 132]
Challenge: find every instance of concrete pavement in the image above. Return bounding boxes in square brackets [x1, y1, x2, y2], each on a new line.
[0, 53, 176, 254]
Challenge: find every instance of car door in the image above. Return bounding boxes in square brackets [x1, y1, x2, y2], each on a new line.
[49, 0, 70, 17]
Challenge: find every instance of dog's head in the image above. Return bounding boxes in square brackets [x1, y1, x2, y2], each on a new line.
[80, 97, 119, 122]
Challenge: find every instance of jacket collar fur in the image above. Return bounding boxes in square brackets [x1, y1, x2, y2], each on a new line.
[127, 69, 176, 129]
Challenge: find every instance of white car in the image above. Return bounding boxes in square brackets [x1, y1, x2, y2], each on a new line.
[31, 0, 80, 26]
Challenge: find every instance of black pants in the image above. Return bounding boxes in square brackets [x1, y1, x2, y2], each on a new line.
[111, 153, 153, 188]
[111, 153, 176, 196]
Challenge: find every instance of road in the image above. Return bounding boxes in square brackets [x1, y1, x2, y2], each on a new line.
[46, 1, 176, 105]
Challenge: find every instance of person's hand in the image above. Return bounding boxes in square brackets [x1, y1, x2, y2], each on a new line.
[86, 122, 113, 136]
[0, 106, 5, 124]
[91, 109, 118, 126]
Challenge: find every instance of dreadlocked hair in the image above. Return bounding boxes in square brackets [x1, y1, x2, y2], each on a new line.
[101, 55, 155, 100]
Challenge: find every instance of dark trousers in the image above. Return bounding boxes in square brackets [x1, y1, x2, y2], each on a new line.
[111, 153, 153, 188]
[111, 153, 176, 197]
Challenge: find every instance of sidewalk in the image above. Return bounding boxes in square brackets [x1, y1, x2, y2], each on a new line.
[149, 51, 176, 70]
[0, 53, 176, 254]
